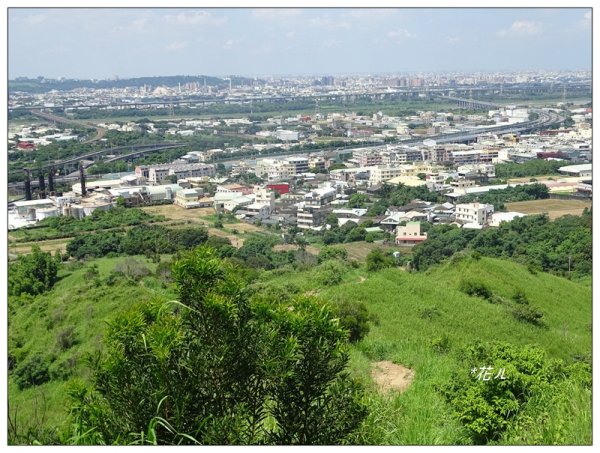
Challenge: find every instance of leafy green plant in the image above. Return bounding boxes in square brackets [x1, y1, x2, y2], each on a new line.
[430, 335, 451, 354]
[441, 342, 567, 444]
[14, 354, 51, 390]
[66, 247, 367, 445]
[458, 279, 493, 301]
[332, 299, 373, 343]
[8, 246, 59, 297]
[511, 305, 545, 327]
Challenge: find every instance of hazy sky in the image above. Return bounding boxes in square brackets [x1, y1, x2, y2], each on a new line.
[8, 8, 592, 79]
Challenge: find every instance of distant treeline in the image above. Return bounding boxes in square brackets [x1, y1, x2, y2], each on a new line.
[9, 75, 258, 94]
[494, 160, 565, 179]
[412, 210, 592, 278]
[457, 183, 549, 211]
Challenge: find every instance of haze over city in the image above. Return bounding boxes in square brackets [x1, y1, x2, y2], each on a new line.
[8, 7, 592, 80]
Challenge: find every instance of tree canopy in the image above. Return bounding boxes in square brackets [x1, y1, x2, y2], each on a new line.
[67, 247, 367, 445]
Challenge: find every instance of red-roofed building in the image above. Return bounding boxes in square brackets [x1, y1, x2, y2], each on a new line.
[17, 142, 36, 150]
[267, 183, 290, 195]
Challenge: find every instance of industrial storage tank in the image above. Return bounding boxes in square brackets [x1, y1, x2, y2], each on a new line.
[36, 207, 59, 221]
[82, 202, 112, 217]
[26, 208, 36, 221]
[70, 205, 84, 220]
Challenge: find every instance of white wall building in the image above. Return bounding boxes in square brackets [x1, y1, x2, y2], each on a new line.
[455, 202, 494, 226]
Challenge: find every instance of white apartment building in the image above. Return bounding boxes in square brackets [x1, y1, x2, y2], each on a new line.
[457, 163, 496, 178]
[275, 130, 299, 141]
[370, 166, 403, 184]
[455, 202, 494, 226]
[296, 186, 336, 229]
[353, 149, 383, 167]
[284, 156, 309, 174]
[146, 163, 215, 184]
[255, 156, 309, 182]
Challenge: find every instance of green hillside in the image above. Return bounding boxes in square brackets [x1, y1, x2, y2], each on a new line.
[8, 253, 591, 445]
[258, 255, 592, 444]
[8, 256, 177, 443]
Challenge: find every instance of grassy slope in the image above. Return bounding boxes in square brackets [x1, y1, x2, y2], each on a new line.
[8, 256, 176, 442]
[9, 254, 592, 444]
[262, 256, 591, 444]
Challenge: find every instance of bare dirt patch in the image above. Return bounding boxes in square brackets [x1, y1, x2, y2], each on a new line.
[142, 205, 215, 224]
[371, 361, 414, 394]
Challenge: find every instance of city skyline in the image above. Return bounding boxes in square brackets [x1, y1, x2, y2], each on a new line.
[8, 7, 592, 80]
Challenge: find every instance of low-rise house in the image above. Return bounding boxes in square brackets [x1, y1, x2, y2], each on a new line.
[174, 188, 213, 209]
[395, 221, 428, 246]
[455, 202, 494, 226]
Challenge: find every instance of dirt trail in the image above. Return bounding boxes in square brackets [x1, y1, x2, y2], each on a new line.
[371, 361, 414, 394]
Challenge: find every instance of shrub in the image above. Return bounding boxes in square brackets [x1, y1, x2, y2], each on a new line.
[441, 342, 560, 444]
[314, 260, 348, 286]
[459, 279, 493, 301]
[317, 246, 348, 264]
[8, 246, 59, 297]
[14, 354, 50, 390]
[430, 335, 451, 354]
[366, 248, 394, 272]
[56, 326, 77, 351]
[113, 258, 151, 282]
[333, 300, 372, 343]
[512, 289, 529, 305]
[511, 305, 545, 326]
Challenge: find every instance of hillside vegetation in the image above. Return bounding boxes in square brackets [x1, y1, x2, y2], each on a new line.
[8, 249, 591, 445]
[255, 255, 591, 444]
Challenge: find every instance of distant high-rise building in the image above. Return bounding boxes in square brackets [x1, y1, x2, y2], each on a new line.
[321, 76, 335, 86]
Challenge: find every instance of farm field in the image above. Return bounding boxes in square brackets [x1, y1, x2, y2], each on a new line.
[506, 199, 591, 220]
[8, 238, 70, 256]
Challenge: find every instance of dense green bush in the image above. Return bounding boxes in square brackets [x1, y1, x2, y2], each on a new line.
[441, 342, 583, 444]
[8, 246, 59, 297]
[511, 305, 545, 327]
[66, 225, 209, 260]
[458, 279, 493, 301]
[366, 248, 394, 272]
[14, 354, 51, 390]
[318, 246, 348, 264]
[332, 300, 373, 343]
[313, 260, 349, 286]
[67, 247, 367, 445]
